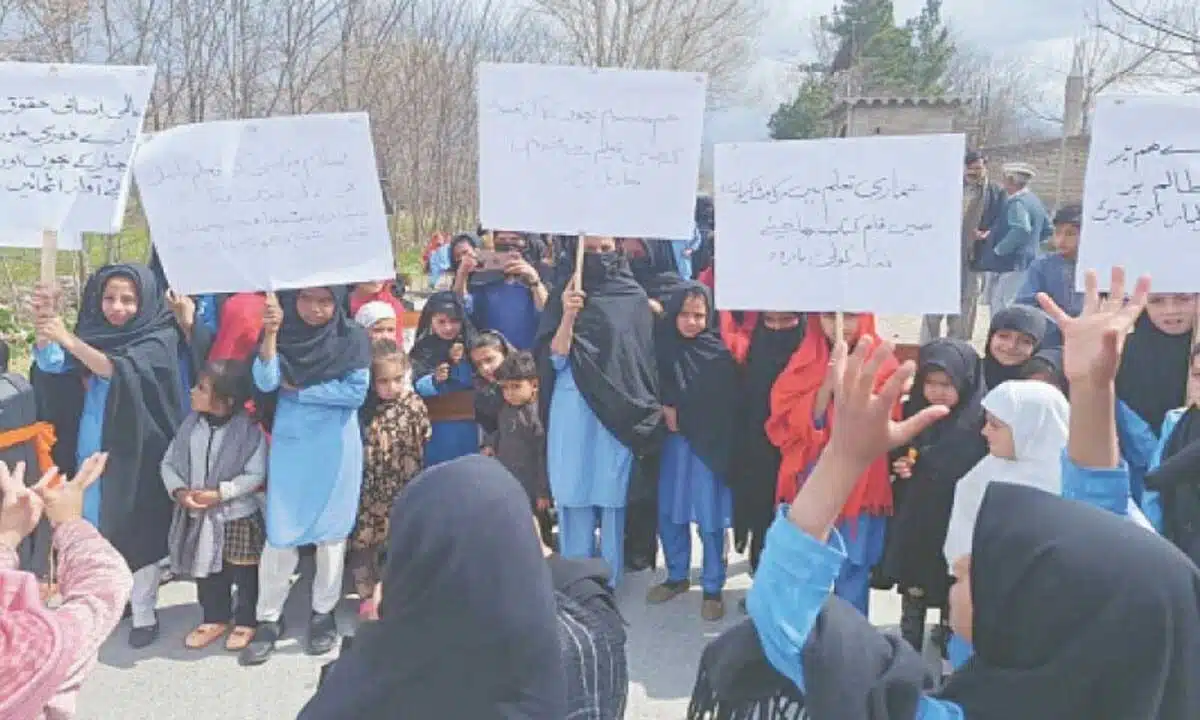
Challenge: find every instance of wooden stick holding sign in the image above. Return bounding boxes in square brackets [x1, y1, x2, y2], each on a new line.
[573, 233, 586, 292]
[40, 230, 57, 285]
[834, 312, 844, 348]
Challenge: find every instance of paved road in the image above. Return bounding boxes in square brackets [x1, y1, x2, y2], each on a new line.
[79, 544, 909, 719]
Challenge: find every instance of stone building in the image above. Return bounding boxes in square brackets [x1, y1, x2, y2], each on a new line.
[827, 96, 976, 141]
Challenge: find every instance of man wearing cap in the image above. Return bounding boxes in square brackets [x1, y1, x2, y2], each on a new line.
[973, 161, 1053, 312]
[922, 150, 1006, 342]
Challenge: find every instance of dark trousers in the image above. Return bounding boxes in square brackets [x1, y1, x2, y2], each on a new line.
[197, 563, 259, 627]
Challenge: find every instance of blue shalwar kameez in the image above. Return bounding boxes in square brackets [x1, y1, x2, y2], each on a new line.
[549, 355, 633, 588]
[658, 434, 732, 594]
[415, 362, 479, 467]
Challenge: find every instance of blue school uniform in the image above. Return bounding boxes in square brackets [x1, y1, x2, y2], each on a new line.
[253, 356, 368, 546]
[747, 453, 1143, 716]
[415, 361, 479, 466]
[658, 433, 732, 594]
[34, 344, 108, 525]
[548, 354, 633, 588]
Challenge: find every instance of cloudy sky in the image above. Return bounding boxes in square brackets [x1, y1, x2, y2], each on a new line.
[707, 0, 1099, 143]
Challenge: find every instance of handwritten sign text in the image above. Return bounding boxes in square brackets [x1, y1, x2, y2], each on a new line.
[477, 62, 706, 238]
[134, 113, 394, 294]
[0, 62, 154, 248]
[714, 135, 964, 313]
[1079, 95, 1200, 292]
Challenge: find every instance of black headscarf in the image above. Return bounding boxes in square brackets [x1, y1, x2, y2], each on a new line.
[1117, 312, 1192, 435]
[983, 305, 1048, 389]
[34, 264, 184, 571]
[694, 482, 1200, 720]
[1146, 406, 1200, 561]
[883, 339, 988, 604]
[471, 330, 515, 436]
[625, 238, 690, 302]
[299, 456, 566, 719]
[729, 315, 805, 554]
[534, 251, 662, 455]
[656, 282, 739, 477]
[409, 291, 475, 380]
[1021, 347, 1068, 394]
[271, 286, 371, 388]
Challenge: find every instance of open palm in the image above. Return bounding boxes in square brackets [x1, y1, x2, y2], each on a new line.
[1037, 267, 1150, 384]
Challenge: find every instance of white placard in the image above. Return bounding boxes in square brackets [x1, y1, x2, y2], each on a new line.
[714, 134, 965, 313]
[0, 62, 155, 249]
[134, 112, 394, 295]
[1077, 95, 1200, 292]
[477, 62, 706, 239]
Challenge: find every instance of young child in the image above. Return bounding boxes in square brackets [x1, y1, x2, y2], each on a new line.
[411, 292, 478, 466]
[349, 340, 430, 619]
[490, 351, 552, 545]
[354, 301, 399, 345]
[470, 330, 514, 441]
[884, 338, 988, 654]
[162, 360, 267, 651]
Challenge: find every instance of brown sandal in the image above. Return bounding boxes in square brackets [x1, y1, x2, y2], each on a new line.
[225, 625, 256, 651]
[184, 623, 229, 649]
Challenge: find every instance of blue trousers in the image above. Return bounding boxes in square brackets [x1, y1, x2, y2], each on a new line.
[659, 521, 726, 594]
[559, 506, 626, 588]
[835, 560, 871, 617]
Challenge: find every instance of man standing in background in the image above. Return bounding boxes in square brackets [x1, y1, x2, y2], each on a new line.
[921, 151, 1005, 342]
[975, 162, 1053, 313]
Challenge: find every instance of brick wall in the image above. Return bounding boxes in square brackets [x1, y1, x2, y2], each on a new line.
[840, 104, 963, 137]
[980, 135, 1090, 210]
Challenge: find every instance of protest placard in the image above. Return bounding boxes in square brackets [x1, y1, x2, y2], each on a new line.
[1077, 95, 1200, 292]
[134, 112, 394, 295]
[714, 134, 964, 314]
[477, 62, 706, 239]
[0, 62, 154, 250]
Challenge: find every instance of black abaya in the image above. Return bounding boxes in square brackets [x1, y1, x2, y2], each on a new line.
[983, 305, 1048, 389]
[1116, 312, 1192, 435]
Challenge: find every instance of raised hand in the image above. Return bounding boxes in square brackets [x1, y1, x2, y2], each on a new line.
[166, 289, 196, 329]
[34, 452, 108, 527]
[0, 462, 46, 549]
[825, 338, 948, 468]
[1037, 267, 1150, 385]
[262, 292, 283, 335]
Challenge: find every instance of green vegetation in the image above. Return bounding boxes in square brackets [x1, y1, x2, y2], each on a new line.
[767, 0, 955, 141]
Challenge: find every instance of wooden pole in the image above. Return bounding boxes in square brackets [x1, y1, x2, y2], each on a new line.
[573, 233, 586, 291]
[40, 230, 57, 285]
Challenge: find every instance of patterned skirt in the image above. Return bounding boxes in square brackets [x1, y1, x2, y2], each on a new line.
[224, 513, 265, 566]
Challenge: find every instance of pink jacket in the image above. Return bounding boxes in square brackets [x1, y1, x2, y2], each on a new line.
[0, 520, 132, 719]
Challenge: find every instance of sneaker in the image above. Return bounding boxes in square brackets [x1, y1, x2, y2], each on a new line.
[701, 593, 725, 622]
[307, 611, 338, 656]
[645, 579, 690, 605]
[239, 619, 285, 666]
[128, 621, 159, 648]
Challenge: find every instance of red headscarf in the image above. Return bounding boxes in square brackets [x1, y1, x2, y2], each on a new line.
[718, 311, 759, 364]
[765, 313, 898, 523]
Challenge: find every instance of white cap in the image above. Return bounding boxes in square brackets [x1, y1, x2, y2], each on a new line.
[354, 300, 396, 328]
[1002, 162, 1036, 178]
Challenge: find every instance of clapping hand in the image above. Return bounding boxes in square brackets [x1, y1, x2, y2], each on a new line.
[0, 462, 45, 549]
[34, 452, 109, 527]
[1037, 267, 1150, 386]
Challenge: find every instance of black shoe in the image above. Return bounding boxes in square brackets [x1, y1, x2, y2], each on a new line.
[239, 619, 285, 666]
[307, 612, 338, 656]
[128, 622, 159, 649]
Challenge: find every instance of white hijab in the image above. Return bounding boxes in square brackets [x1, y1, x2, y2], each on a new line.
[943, 380, 1070, 564]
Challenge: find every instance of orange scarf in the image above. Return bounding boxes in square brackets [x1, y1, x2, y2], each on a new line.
[0, 422, 56, 473]
[718, 311, 759, 365]
[765, 315, 897, 522]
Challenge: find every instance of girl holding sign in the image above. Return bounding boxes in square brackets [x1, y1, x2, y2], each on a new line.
[32, 264, 185, 648]
[240, 288, 370, 666]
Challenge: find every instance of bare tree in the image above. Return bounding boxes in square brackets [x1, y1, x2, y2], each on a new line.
[527, 0, 764, 103]
[1100, 0, 1200, 89]
[941, 44, 1042, 146]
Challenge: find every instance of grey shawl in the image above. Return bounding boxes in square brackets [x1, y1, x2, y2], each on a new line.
[166, 412, 262, 578]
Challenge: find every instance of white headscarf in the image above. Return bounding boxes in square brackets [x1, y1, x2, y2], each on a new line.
[943, 380, 1069, 564]
[354, 300, 396, 330]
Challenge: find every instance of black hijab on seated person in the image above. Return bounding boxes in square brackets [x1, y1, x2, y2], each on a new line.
[272, 286, 371, 388]
[882, 338, 988, 604]
[32, 263, 184, 571]
[657, 282, 740, 477]
[534, 250, 663, 456]
[300, 456, 566, 719]
[983, 305, 1048, 389]
[691, 482, 1200, 720]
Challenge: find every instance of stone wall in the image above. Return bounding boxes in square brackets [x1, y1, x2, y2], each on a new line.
[980, 135, 1090, 209]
